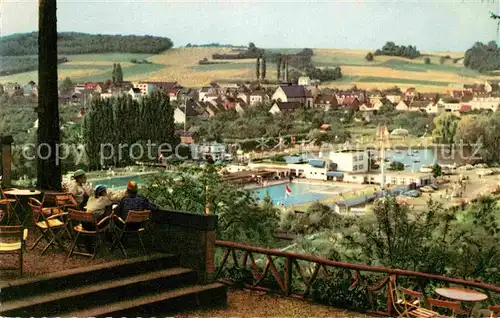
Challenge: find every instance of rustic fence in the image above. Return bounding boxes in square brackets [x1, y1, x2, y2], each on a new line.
[215, 240, 500, 316]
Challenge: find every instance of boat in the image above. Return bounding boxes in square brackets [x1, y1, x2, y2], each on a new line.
[413, 159, 420, 163]
[413, 149, 419, 153]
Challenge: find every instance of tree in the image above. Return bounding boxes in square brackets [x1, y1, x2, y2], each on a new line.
[256, 56, 260, 80]
[277, 55, 282, 82]
[424, 57, 431, 64]
[261, 57, 267, 81]
[59, 77, 73, 95]
[432, 163, 442, 178]
[389, 161, 405, 171]
[439, 56, 446, 64]
[432, 113, 458, 148]
[37, 0, 62, 190]
[248, 42, 257, 52]
[365, 52, 374, 62]
[115, 63, 123, 85]
[112, 63, 117, 84]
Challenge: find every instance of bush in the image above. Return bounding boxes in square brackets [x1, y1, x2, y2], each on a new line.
[424, 57, 431, 64]
[365, 52, 374, 62]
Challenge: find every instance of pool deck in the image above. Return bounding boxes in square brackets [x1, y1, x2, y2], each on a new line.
[244, 180, 289, 190]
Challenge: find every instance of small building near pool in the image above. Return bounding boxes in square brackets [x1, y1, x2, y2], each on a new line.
[342, 171, 432, 187]
[331, 194, 376, 215]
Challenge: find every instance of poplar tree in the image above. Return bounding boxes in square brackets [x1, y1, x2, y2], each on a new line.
[261, 57, 266, 81]
[256, 57, 261, 80]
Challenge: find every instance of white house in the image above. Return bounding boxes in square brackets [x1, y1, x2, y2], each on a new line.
[191, 142, 227, 161]
[298, 76, 311, 86]
[174, 107, 186, 125]
[136, 82, 155, 96]
[128, 88, 142, 100]
[470, 96, 500, 112]
[329, 150, 369, 173]
[424, 102, 445, 114]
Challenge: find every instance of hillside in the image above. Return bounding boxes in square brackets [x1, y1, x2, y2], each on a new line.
[0, 32, 174, 56]
[1, 47, 498, 92]
[0, 32, 174, 76]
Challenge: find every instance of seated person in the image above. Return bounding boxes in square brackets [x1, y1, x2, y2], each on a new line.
[84, 185, 113, 224]
[114, 181, 158, 230]
[68, 169, 92, 210]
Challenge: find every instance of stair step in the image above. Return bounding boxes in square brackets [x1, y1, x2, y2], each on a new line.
[0, 253, 178, 303]
[64, 283, 227, 317]
[0, 267, 196, 316]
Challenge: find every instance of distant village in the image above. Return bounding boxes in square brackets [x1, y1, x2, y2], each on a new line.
[2, 77, 500, 126]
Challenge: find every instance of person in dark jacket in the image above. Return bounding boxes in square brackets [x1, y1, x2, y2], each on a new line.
[114, 180, 158, 230]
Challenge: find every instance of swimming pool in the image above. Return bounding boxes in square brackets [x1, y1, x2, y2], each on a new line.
[89, 173, 158, 189]
[252, 183, 349, 205]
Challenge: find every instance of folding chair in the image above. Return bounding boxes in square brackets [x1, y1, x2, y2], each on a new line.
[54, 193, 78, 211]
[424, 297, 464, 318]
[110, 210, 151, 257]
[388, 275, 439, 318]
[0, 186, 20, 224]
[489, 305, 500, 318]
[28, 198, 68, 255]
[67, 209, 112, 260]
[0, 225, 28, 275]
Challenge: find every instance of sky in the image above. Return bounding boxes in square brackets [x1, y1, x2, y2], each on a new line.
[1, 0, 499, 52]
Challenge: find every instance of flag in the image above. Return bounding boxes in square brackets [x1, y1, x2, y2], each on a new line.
[285, 185, 292, 196]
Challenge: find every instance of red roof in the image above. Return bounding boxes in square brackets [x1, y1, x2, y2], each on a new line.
[342, 97, 359, 105]
[459, 105, 472, 112]
[405, 87, 416, 94]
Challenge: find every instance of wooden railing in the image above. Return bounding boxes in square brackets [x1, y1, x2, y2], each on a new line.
[215, 240, 500, 316]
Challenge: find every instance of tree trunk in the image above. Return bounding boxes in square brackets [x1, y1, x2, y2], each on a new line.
[37, 0, 62, 190]
[277, 56, 281, 83]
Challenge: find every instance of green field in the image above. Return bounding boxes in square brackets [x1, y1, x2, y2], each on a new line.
[73, 63, 165, 82]
[66, 53, 153, 62]
[356, 76, 452, 86]
[379, 59, 479, 77]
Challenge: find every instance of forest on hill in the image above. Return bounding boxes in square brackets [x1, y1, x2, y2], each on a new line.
[0, 32, 174, 56]
[464, 41, 500, 73]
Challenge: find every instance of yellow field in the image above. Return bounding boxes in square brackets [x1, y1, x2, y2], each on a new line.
[1, 47, 498, 91]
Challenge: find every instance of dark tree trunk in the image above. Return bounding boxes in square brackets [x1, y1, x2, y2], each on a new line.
[281, 55, 286, 81]
[256, 57, 260, 81]
[261, 58, 266, 81]
[277, 56, 281, 82]
[285, 56, 289, 82]
[37, 0, 62, 190]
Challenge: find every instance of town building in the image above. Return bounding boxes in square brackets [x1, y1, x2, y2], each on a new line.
[271, 85, 314, 107]
[269, 101, 302, 115]
[329, 150, 369, 173]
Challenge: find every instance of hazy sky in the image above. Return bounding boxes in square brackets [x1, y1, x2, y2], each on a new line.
[1, 0, 499, 52]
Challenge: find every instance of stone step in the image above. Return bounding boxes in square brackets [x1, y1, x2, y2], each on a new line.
[64, 283, 227, 318]
[0, 267, 196, 316]
[0, 253, 178, 303]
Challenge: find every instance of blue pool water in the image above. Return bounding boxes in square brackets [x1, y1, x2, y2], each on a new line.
[252, 183, 347, 205]
[89, 173, 157, 189]
[285, 148, 436, 172]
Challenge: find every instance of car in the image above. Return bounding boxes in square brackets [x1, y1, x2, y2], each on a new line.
[429, 184, 439, 190]
[404, 190, 421, 197]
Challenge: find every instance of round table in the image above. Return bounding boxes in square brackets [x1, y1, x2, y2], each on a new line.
[435, 287, 488, 302]
[4, 189, 42, 225]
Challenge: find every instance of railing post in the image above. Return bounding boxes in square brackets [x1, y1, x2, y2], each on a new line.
[285, 256, 292, 296]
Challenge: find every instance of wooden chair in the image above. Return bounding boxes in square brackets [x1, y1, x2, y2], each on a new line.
[488, 305, 500, 318]
[0, 226, 28, 275]
[0, 186, 20, 224]
[54, 193, 78, 211]
[67, 209, 112, 260]
[110, 210, 151, 257]
[28, 198, 68, 255]
[388, 275, 439, 318]
[424, 297, 464, 318]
